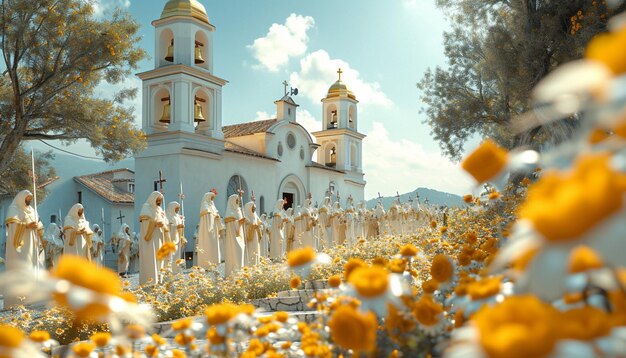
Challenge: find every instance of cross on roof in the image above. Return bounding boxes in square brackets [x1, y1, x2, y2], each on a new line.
[117, 210, 125, 225]
[283, 80, 288, 96]
[337, 68, 343, 81]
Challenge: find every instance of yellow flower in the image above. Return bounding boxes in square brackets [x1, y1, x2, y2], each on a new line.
[465, 232, 478, 245]
[0, 325, 24, 350]
[90, 332, 111, 348]
[519, 154, 626, 242]
[28, 330, 50, 343]
[422, 279, 439, 294]
[488, 191, 501, 200]
[328, 275, 342, 288]
[156, 242, 177, 261]
[171, 317, 193, 331]
[586, 25, 626, 75]
[287, 246, 316, 267]
[588, 128, 611, 144]
[125, 324, 145, 340]
[72, 342, 95, 358]
[328, 304, 377, 354]
[461, 140, 509, 183]
[290, 276, 302, 289]
[171, 349, 187, 358]
[152, 333, 166, 346]
[467, 276, 502, 300]
[568, 246, 604, 273]
[399, 244, 418, 257]
[559, 306, 611, 341]
[343, 258, 367, 281]
[473, 296, 559, 358]
[274, 311, 289, 323]
[348, 266, 389, 298]
[413, 295, 444, 326]
[430, 254, 454, 283]
[145, 343, 159, 357]
[205, 303, 240, 325]
[50, 255, 124, 321]
[463, 194, 474, 203]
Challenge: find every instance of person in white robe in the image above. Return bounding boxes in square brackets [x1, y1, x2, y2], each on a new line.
[317, 197, 332, 250]
[224, 194, 245, 276]
[114, 224, 132, 276]
[344, 197, 356, 247]
[269, 199, 285, 260]
[292, 206, 304, 251]
[372, 202, 386, 237]
[330, 202, 344, 247]
[388, 202, 402, 236]
[129, 232, 140, 273]
[4, 190, 44, 307]
[166, 202, 185, 274]
[139, 191, 169, 285]
[43, 222, 63, 269]
[356, 201, 367, 240]
[283, 207, 294, 253]
[91, 224, 105, 267]
[243, 201, 262, 266]
[259, 213, 270, 258]
[300, 201, 316, 249]
[63, 203, 94, 261]
[197, 191, 222, 268]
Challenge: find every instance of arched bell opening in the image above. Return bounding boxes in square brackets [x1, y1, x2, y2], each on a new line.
[194, 30, 209, 70]
[326, 103, 338, 129]
[192, 88, 211, 131]
[152, 87, 172, 130]
[159, 28, 175, 67]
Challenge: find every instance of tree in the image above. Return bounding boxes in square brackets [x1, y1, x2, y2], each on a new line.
[418, 0, 626, 161]
[0, 0, 147, 173]
[0, 147, 56, 201]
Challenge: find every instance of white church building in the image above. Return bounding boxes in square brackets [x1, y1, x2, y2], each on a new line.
[134, 0, 366, 243]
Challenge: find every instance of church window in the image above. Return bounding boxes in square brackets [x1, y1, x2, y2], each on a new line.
[128, 183, 135, 193]
[300, 147, 305, 160]
[288, 108, 291, 116]
[50, 214, 57, 224]
[277, 142, 283, 157]
[226, 175, 249, 205]
[260, 196, 265, 214]
[287, 132, 296, 149]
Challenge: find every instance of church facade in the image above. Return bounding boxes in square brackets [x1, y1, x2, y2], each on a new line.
[134, 0, 366, 243]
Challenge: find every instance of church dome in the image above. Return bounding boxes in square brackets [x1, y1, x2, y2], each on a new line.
[326, 70, 356, 100]
[161, 0, 209, 24]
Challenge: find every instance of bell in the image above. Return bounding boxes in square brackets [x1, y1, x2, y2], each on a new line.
[164, 40, 174, 62]
[330, 148, 337, 164]
[159, 101, 171, 123]
[194, 100, 206, 122]
[194, 45, 205, 64]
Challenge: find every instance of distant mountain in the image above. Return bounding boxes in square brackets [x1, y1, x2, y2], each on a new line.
[366, 187, 463, 209]
[46, 153, 134, 191]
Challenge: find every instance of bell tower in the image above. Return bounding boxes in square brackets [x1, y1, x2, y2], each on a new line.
[312, 69, 365, 174]
[137, 0, 227, 143]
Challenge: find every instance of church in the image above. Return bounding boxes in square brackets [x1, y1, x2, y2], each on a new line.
[134, 0, 366, 241]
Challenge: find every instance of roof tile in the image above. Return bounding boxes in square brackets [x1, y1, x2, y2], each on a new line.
[74, 169, 134, 204]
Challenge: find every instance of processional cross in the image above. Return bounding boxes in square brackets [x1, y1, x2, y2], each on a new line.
[154, 170, 167, 193]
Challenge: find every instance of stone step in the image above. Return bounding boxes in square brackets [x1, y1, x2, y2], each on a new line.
[276, 288, 333, 298]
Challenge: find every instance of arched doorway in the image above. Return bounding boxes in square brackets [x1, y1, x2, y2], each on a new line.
[277, 174, 305, 210]
[226, 175, 249, 207]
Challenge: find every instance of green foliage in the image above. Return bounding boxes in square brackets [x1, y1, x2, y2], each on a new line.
[0, 0, 148, 172]
[418, 0, 626, 160]
[0, 146, 56, 201]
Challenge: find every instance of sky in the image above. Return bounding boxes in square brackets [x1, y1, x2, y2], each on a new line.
[39, 0, 476, 199]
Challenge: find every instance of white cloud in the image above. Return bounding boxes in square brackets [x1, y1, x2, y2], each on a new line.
[296, 109, 322, 138]
[254, 111, 272, 121]
[90, 0, 131, 18]
[363, 122, 474, 198]
[248, 14, 315, 72]
[289, 50, 392, 107]
[402, 0, 418, 7]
